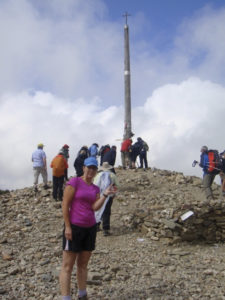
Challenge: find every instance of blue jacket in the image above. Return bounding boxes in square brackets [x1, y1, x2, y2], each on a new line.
[89, 144, 98, 157]
[199, 152, 209, 176]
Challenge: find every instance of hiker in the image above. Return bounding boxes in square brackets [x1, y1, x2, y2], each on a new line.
[31, 143, 48, 191]
[94, 162, 119, 236]
[88, 143, 99, 158]
[99, 144, 110, 166]
[59, 157, 117, 300]
[138, 137, 149, 169]
[120, 138, 132, 169]
[220, 150, 225, 196]
[199, 146, 217, 200]
[50, 151, 68, 201]
[102, 145, 117, 173]
[74, 147, 88, 177]
[60, 144, 70, 181]
[77, 146, 89, 158]
[129, 138, 143, 168]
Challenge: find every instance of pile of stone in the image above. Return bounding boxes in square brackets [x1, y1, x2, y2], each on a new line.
[116, 168, 224, 243]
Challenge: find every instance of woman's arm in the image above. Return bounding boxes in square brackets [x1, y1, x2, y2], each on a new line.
[62, 185, 75, 240]
[92, 184, 117, 211]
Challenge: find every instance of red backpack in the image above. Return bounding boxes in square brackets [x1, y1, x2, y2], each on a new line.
[207, 150, 221, 174]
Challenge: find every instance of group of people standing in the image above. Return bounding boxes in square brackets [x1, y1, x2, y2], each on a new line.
[73, 143, 117, 177]
[31, 142, 118, 201]
[120, 136, 149, 169]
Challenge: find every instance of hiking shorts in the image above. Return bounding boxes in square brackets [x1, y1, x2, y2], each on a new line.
[63, 224, 97, 252]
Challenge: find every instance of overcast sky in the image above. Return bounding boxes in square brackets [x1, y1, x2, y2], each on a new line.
[1, 0, 225, 189]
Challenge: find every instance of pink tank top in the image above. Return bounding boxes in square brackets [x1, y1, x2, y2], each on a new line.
[67, 177, 100, 227]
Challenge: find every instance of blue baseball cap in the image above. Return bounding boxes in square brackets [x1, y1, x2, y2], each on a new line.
[84, 157, 98, 168]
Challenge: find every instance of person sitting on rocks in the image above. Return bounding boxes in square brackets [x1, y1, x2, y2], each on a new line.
[59, 157, 117, 300]
[31, 143, 49, 191]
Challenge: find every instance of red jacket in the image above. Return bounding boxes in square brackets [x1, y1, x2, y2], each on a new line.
[121, 139, 132, 152]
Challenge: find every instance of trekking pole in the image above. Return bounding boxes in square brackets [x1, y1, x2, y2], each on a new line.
[192, 160, 222, 172]
[205, 163, 222, 172]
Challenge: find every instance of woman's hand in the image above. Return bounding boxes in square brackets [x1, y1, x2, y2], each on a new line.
[104, 184, 118, 196]
[65, 226, 72, 241]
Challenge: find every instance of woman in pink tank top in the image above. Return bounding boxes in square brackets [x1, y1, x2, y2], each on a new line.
[59, 157, 117, 300]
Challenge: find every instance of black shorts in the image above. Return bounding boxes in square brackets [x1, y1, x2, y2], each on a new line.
[62, 224, 97, 252]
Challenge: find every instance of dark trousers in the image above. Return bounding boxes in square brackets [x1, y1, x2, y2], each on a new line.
[139, 152, 148, 168]
[52, 176, 64, 201]
[64, 169, 68, 181]
[102, 197, 113, 230]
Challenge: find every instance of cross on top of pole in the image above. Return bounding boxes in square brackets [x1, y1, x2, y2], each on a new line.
[123, 12, 131, 25]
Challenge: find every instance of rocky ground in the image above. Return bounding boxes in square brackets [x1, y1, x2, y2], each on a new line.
[1, 168, 225, 300]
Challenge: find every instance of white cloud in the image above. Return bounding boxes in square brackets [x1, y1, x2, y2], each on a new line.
[1, 77, 225, 189]
[0, 0, 123, 105]
[0, 90, 123, 189]
[1, 1, 225, 189]
[133, 77, 225, 179]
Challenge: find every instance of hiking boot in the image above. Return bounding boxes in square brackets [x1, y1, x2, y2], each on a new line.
[43, 185, 49, 189]
[103, 230, 111, 236]
[34, 186, 38, 192]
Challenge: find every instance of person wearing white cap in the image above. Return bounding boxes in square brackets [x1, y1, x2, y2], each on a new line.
[31, 143, 48, 191]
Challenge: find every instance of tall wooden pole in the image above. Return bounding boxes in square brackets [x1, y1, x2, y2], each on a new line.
[123, 12, 133, 140]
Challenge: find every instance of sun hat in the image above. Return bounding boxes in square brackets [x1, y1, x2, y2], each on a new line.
[37, 143, 44, 148]
[84, 157, 98, 168]
[99, 162, 113, 171]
